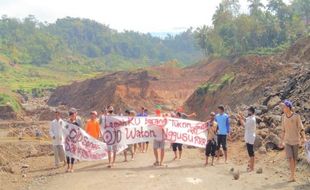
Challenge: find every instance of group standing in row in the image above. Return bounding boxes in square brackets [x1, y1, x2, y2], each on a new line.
[49, 100, 307, 182]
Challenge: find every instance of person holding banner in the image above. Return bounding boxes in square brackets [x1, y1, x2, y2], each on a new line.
[123, 110, 135, 162]
[205, 112, 218, 166]
[65, 108, 82, 172]
[101, 105, 134, 168]
[280, 100, 306, 182]
[49, 110, 66, 168]
[172, 111, 196, 160]
[137, 107, 149, 153]
[215, 105, 230, 163]
[104, 105, 118, 168]
[85, 111, 101, 139]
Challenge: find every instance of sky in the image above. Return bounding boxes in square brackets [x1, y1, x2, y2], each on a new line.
[0, 0, 291, 34]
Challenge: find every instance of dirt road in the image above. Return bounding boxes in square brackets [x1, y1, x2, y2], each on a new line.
[25, 146, 309, 190]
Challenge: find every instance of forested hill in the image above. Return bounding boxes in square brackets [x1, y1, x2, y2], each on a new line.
[0, 16, 200, 69]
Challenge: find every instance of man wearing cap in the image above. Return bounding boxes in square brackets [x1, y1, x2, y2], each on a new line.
[65, 108, 83, 172]
[280, 100, 306, 182]
[205, 112, 218, 166]
[49, 110, 66, 168]
[237, 106, 256, 172]
[101, 105, 118, 168]
[85, 111, 101, 139]
[69, 108, 83, 128]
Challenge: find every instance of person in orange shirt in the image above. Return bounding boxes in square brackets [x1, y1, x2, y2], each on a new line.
[85, 111, 101, 139]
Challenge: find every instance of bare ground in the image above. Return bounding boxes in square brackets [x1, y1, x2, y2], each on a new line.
[1, 141, 309, 190]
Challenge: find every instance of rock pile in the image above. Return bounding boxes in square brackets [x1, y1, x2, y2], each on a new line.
[229, 68, 310, 153]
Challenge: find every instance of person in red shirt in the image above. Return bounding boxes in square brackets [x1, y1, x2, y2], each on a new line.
[85, 111, 101, 139]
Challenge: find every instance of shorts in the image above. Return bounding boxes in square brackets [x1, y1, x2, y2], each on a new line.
[153, 140, 165, 149]
[217, 135, 227, 151]
[285, 144, 299, 160]
[125, 144, 133, 151]
[172, 143, 183, 151]
[205, 140, 216, 157]
[107, 144, 118, 152]
[246, 143, 255, 157]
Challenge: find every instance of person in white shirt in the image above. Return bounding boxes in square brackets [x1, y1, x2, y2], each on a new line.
[49, 110, 66, 168]
[237, 106, 256, 172]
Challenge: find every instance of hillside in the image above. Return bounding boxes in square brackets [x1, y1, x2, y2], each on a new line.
[184, 37, 310, 125]
[47, 60, 229, 115]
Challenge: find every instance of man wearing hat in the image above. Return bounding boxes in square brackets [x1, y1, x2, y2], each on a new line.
[49, 109, 66, 168]
[85, 111, 101, 139]
[68, 108, 83, 128]
[280, 100, 306, 182]
[100, 105, 118, 168]
[237, 106, 257, 172]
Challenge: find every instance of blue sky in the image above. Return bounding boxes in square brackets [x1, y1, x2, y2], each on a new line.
[0, 0, 290, 34]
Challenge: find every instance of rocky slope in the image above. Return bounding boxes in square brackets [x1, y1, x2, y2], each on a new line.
[185, 37, 310, 123]
[184, 37, 310, 157]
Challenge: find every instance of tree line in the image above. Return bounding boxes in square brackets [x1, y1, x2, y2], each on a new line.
[0, 16, 200, 67]
[195, 0, 310, 57]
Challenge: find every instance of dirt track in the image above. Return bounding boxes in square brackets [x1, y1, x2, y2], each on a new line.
[25, 145, 309, 190]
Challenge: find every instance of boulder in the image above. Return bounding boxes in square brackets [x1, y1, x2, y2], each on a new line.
[270, 115, 282, 124]
[257, 129, 268, 139]
[272, 105, 283, 115]
[267, 96, 281, 109]
[0, 105, 17, 120]
[272, 127, 282, 136]
[255, 116, 263, 124]
[254, 135, 263, 150]
[258, 122, 267, 129]
[264, 133, 282, 150]
[256, 168, 263, 174]
[258, 147, 267, 154]
[305, 126, 310, 135]
[257, 105, 268, 114]
[233, 170, 240, 180]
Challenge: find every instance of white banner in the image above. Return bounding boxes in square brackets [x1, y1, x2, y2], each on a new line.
[64, 116, 208, 161]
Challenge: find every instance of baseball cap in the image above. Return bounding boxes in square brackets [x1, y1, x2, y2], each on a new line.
[283, 100, 293, 109]
[90, 111, 98, 116]
[69, 107, 77, 115]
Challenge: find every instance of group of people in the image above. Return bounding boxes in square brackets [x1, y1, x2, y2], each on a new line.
[49, 100, 307, 182]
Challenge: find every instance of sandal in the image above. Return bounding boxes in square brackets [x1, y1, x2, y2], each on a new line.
[153, 161, 159, 166]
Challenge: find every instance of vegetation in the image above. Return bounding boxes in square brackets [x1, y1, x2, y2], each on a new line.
[196, 73, 234, 95]
[0, 16, 200, 68]
[195, 0, 310, 57]
[0, 93, 21, 112]
[0, 16, 200, 108]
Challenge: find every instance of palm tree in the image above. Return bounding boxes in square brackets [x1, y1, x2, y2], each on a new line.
[248, 0, 265, 16]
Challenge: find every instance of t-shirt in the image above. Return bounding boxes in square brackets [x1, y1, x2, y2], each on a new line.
[244, 115, 256, 144]
[85, 119, 100, 139]
[49, 119, 66, 145]
[282, 113, 305, 145]
[206, 120, 218, 140]
[137, 112, 148, 117]
[215, 113, 230, 135]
